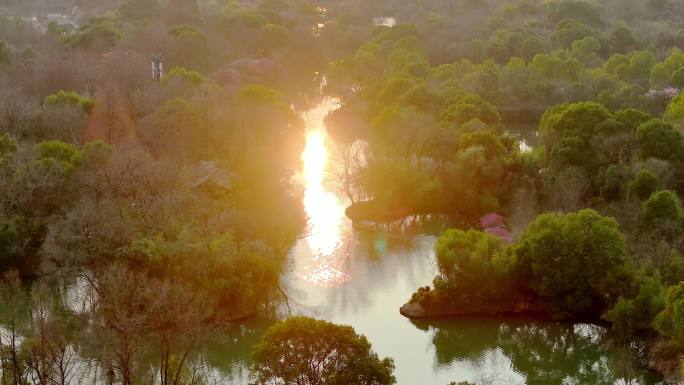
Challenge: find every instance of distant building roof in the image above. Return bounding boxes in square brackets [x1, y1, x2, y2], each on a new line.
[190, 161, 232, 191]
[480, 213, 512, 243]
[373, 17, 396, 27]
[480, 212, 504, 229]
[485, 226, 513, 243]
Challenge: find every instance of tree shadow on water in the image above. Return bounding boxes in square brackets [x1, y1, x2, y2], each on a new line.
[412, 316, 662, 385]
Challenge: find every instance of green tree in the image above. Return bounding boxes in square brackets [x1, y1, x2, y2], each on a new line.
[570, 37, 600, 66]
[433, 229, 512, 301]
[358, 156, 439, 214]
[625, 50, 657, 81]
[671, 67, 684, 88]
[603, 51, 657, 82]
[60, 17, 122, 51]
[513, 209, 628, 317]
[371, 105, 436, 158]
[0, 133, 17, 166]
[640, 190, 683, 229]
[44, 90, 95, 113]
[522, 36, 547, 61]
[614, 108, 651, 131]
[540, 101, 611, 146]
[606, 275, 665, 339]
[34, 140, 82, 170]
[651, 49, 684, 85]
[552, 19, 597, 48]
[251, 317, 396, 385]
[138, 98, 204, 160]
[440, 94, 501, 127]
[629, 170, 662, 201]
[162, 66, 205, 87]
[654, 282, 684, 345]
[604, 53, 630, 79]
[376, 74, 419, 107]
[18, 46, 36, 64]
[636, 119, 683, 161]
[0, 40, 12, 65]
[665, 92, 684, 121]
[0, 217, 20, 268]
[540, 102, 613, 179]
[610, 20, 637, 53]
[600, 164, 627, 202]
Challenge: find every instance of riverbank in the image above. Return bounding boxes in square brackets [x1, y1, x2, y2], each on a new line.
[399, 298, 546, 319]
[400, 287, 683, 383]
[345, 200, 432, 223]
[399, 286, 548, 319]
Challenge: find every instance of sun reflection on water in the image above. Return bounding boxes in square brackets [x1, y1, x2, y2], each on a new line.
[297, 99, 350, 287]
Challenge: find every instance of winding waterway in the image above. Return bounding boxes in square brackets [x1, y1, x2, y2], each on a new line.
[203, 98, 662, 385]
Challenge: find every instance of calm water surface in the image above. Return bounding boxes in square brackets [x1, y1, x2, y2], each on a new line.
[204, 99, 661, 385]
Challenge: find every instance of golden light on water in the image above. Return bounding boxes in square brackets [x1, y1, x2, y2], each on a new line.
[302, 132, 326, 190]
[297, 99, 350, 287]
[302, 132, 344, 257]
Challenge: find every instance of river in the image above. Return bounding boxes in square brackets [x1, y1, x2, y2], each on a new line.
[200, 98, 662, 385]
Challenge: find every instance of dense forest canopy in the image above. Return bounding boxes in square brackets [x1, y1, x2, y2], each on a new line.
[1, 0, 684, 384]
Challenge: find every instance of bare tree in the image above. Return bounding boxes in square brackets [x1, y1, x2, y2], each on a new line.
[23, 283, 85, 385]
[147, 281, 216, 385]
[0, 271, 28, 385]
[37, 104, 89, 145]
[84, 265, 218, 385]
[545, 167, 590, 213]
[0, 91, 32, 137]
[84, 266, 154, 385]
[508, 186, 539, 239]
[334, 140, 368, 204]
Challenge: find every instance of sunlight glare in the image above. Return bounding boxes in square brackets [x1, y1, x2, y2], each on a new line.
[297, 100, 350, 287]
[302, 132, 326, 190]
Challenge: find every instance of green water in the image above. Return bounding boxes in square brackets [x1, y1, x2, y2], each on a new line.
[202, 229, 660, 385]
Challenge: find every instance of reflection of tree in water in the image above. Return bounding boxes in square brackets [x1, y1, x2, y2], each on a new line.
[1, 273, 274, 385]
[418, 318, 661, 385]
[500, 323, 614, 385]
[312, 233, 436, 318]
[202, 317, 276, 383]
[417, 318, 500, 364]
